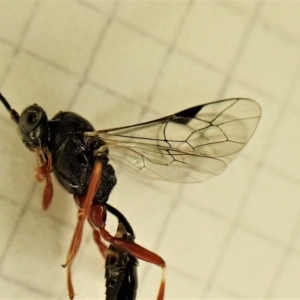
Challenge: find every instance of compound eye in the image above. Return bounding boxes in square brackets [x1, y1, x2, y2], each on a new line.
[19, 104, 43, 133]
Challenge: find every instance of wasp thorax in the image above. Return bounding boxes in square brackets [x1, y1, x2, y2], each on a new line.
[18, 104, 49, 150]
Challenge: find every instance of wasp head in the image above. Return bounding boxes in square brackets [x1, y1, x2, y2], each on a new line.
[18, 104, 49, 150]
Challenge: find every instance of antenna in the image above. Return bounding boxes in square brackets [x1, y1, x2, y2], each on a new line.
[0, 93, 19, 123]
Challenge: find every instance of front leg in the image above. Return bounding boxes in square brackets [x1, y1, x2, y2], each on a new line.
[34, 150, 53, 210]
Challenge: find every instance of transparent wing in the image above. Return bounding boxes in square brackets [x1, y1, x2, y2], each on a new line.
[85, 98, 261, 183]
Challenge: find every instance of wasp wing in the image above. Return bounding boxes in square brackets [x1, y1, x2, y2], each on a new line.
[85, 98, 261, 183]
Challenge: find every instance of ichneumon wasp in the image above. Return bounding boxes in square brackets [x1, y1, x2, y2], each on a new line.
[0, 93, 261, 299]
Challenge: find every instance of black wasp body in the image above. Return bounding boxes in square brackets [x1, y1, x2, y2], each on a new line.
[20, 105, 116, 204]
[0, 93, 261, 300]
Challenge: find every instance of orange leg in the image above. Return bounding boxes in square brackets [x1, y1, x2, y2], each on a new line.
[92, 227, 108, 259]
[89, 204, 166, 300]
[62, 161, 103, 300]
[34, 152, 53, 210]
[42, 172, 53, 210]
[74, 195, 108, 259]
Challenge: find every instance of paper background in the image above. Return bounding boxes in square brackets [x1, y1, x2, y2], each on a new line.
[0, 1, 300, 299]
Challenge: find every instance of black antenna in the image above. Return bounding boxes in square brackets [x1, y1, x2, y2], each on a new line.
[0, 93, 19, 123]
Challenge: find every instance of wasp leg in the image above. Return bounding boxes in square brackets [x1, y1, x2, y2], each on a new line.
[34, 152, 53, 210]
[62, 161, 103, 300]
[89, 204, 166, 300]
[75, 195, 108, 259]
[92, 227, 108, 258]
[42, 172, 53, 210]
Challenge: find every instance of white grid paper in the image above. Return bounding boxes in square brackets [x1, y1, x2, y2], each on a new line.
[0, 1, 300, 299]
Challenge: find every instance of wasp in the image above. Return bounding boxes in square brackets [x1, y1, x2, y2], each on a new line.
[0, 93, 261, 299]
